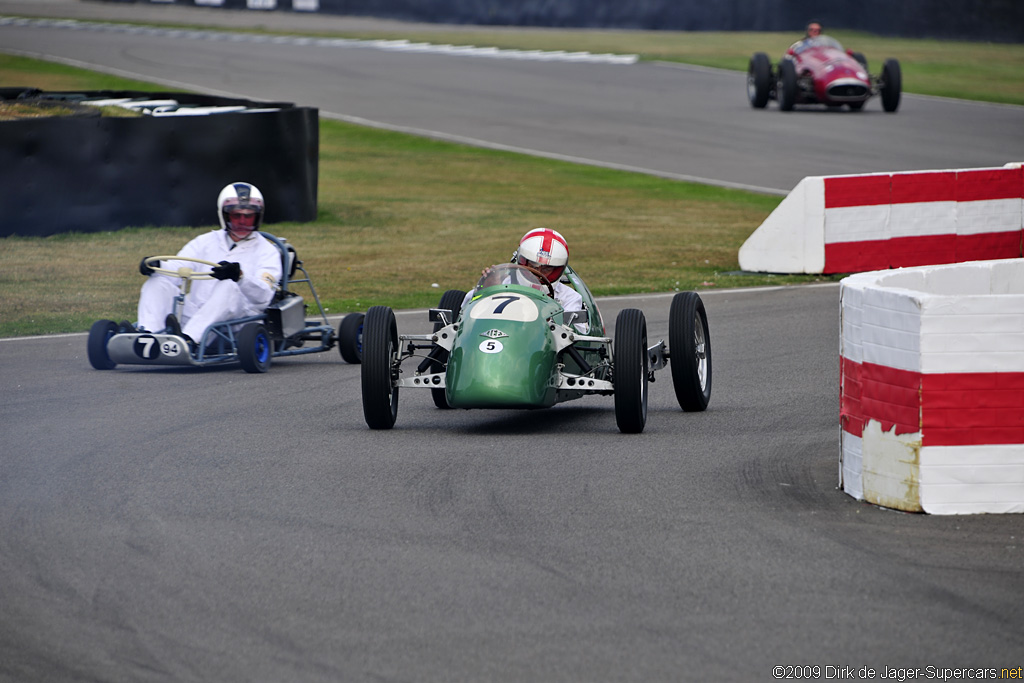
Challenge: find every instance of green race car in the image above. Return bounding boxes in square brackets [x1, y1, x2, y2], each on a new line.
[360, 263, 711, 433]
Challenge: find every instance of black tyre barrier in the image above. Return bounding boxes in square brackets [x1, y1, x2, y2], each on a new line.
[0, 89, 318, 237]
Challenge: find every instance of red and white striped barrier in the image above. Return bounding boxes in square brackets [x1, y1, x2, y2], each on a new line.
[839, 259, 1024, 514]
[739, 164, 1024, 274]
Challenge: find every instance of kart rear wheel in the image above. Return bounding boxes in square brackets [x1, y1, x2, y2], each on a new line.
[431, 289, 466, 409]
[613, 308, 648, 434]
[362, 305, 399, 429]
[338, 312, 364, 364]
[747, 52, 772, 108]
[881, 58, 901, 113]
[669, 291, 712, 412]
[238, 322, 272, 373]
[87, 319, 118, 370]
[777, 59, 798, 111]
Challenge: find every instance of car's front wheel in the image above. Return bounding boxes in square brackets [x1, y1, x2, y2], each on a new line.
[881, 58, 902, 113]
[669, 291, 712, 412]
[361, 305, 399, 429]
[747, 52, 772, 108]
[613, 308, 648, 434]
[777, 59, 798, 111]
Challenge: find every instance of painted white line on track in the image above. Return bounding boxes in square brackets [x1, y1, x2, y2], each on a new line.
[0, 16, 638, 64]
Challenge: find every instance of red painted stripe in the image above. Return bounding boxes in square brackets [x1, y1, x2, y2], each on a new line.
[824, 232, 1021, 274]
[840, 358, 1024, 446]
[824, 167, 1023, 209]
[957, 231, 1023, 262]
[957, 167, 1024, 202]
[890, 171, 956, 204]
[825, 175, 891, 209]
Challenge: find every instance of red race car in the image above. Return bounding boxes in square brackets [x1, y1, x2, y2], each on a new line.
[747, 35, 901, 112]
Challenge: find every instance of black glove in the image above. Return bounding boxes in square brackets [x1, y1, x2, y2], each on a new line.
[212, 260, 241, 282]
[139, 256, 158, 276]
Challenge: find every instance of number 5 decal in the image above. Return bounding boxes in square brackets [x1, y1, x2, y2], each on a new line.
[479, 340, 504, 354]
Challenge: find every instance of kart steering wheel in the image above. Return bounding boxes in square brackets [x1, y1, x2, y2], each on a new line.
[520, 265, 556, 299]
[145, 255, 218, 280]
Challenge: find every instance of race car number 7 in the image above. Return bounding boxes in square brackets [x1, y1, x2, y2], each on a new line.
[470, 294, 540, 322]
[488, 295, 519, 314]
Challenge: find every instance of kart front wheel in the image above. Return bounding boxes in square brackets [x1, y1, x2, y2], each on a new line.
[238, 322, 272, 373]
[669, 291, 712, 412]
[87, 319, 118, 370]
[747, 52, 772, 108]
[614, 308, 649, 434]
[338, 312, 364, 364]
[362, 305, 399, 429]
[431, 289, 465, 409]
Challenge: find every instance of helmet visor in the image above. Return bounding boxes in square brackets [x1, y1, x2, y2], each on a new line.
[517, 255, 564, 283]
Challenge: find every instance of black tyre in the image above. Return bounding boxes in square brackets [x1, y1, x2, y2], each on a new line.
[669, 292, 712, 412]
[338, 312, 364, 364]
[881, 58, 901, 113]
[747, 52, 772, 108]
[847, 101, 865, 111]
[851, 52, 868, 72]
[87, 319, 118, 370]
[777, 59, 798, 111]
[238, 323, 272, 373]
[613, 308, 648, 434]
[430, 289, 465, 409]
[361, 305, 399, 429]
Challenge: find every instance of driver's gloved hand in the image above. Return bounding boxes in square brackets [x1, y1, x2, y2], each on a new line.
[139, 256, 158, 276]
[212, 261, 241, 282]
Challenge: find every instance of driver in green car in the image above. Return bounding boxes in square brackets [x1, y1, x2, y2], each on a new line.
[464, 227, 583, 313]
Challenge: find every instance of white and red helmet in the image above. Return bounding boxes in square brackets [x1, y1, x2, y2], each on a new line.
[516, 228, 569, 282]
[217, 182, 264, 240]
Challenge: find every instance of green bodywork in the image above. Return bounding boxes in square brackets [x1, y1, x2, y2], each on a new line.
[445, 266, 607, 409]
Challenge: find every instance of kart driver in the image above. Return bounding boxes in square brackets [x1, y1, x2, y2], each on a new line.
[132, 182, 282, 349]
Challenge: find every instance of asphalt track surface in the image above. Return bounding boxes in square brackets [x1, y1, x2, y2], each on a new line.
[2, 3, 1024, 681]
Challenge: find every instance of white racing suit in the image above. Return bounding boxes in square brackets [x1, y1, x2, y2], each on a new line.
[137, 230, 282, 342]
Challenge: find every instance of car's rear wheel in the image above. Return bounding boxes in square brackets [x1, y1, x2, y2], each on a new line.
[777, 59, 798, 111]
[613, 308, 648, 434]
[747, 52, 772, 108]
[851, 52, 868, 72]
[238, 322, 272, 373]
[338, 312, 364, 364]
[881, 58, 902, 113]
[431, 289, 465, 409]
[87, 319, 118, 370]
[362, 305, 399, 429]
[669, 292, 712, 412]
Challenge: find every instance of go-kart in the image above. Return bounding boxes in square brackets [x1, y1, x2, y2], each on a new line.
[87, 232, 364, 373]
[360, 263, 711, 433]
[748, 35, 901, 112]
